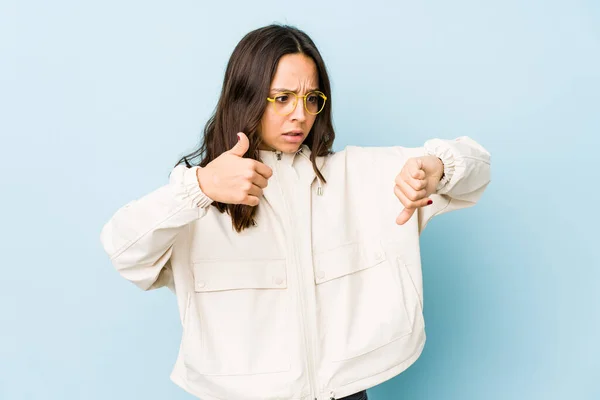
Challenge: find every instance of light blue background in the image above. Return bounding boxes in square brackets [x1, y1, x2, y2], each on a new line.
[1, 0, 598, 399]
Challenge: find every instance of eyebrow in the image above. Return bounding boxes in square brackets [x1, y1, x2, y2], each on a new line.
[270, 87, 320, 93]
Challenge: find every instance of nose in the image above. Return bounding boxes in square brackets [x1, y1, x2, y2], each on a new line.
[289, 98, 307, 123]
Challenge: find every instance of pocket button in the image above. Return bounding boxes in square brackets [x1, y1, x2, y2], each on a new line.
[196, 281, 206, 289]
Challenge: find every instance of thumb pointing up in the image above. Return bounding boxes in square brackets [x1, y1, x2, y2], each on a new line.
[228, 132, 250, 157]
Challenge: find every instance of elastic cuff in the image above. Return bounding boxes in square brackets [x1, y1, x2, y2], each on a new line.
[424, 139, 456, 193]
[183, 166, 214, 208]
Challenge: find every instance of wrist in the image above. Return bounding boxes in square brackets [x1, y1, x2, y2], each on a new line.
[196, 167, 210, 197]
[423, 155, 444, 181]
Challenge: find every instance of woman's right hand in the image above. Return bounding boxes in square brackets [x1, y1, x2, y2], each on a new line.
[196, 132, 273, 206]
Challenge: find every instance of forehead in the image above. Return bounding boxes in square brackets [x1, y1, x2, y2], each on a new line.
[271, 53, 318, 89]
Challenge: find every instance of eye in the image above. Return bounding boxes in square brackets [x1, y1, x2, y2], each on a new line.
[274, 94, 290, 103]
[306, 93, 319, 104]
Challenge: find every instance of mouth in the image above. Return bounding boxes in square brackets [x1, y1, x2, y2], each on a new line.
[283, 130, 304, 137]
[281, 130, 305, 143]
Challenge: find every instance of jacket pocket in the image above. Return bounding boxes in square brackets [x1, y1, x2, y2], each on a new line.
[182, 259, 291, 376]
[314, 241, 413, 362]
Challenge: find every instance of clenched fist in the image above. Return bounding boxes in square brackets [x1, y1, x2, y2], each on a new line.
[196, 132, 273, 206]
[395, 156, 445, 225]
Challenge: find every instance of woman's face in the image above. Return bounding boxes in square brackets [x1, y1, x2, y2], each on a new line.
[259, 53, 319, 153]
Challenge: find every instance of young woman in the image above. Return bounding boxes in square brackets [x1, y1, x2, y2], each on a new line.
[101, 24, 491, 400]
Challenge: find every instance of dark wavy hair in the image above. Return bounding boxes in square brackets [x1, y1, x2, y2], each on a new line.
[175, 24, 335, 232]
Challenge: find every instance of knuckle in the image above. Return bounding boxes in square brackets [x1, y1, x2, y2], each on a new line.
[407, 191, 419, 201]
[244, 169, 255, 180]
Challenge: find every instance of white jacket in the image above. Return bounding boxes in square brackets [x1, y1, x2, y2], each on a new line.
[100, 137, 491, 400]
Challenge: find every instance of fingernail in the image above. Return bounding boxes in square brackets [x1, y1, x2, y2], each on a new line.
[237, 135, 240, 142]
[427, 200, 433, 205]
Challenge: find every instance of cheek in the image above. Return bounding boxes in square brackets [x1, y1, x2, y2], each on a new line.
[260, 111, 282, 137]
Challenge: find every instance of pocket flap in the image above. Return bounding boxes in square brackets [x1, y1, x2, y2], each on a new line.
[193, 259, 287, 292]
[313, 241, 386, 284]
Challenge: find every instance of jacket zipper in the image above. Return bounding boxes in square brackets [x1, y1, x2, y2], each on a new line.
[273, 151, 320, 400]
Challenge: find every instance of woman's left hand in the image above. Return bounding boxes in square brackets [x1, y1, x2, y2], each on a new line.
[394, 156, 445, 225]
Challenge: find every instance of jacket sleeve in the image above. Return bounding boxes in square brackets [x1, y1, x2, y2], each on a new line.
[100, 165, 213, 291]
[416, 136, 491, 232]
[346, 136, 490, 233]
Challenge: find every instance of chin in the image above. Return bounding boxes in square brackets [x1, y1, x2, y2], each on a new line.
[282, 145, 302, 154]
[276, 141, 304, 154]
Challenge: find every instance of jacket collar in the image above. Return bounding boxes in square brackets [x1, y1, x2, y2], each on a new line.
[258, 144, 311, 168]
[259, 144, 326, 194]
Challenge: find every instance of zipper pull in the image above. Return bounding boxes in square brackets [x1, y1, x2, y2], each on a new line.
[330, 391, 336, 399]
[275, 151, 282, 160]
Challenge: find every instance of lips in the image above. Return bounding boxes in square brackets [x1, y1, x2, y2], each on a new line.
[284, 132, 302, 136]
[281, 131, 305, 143]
